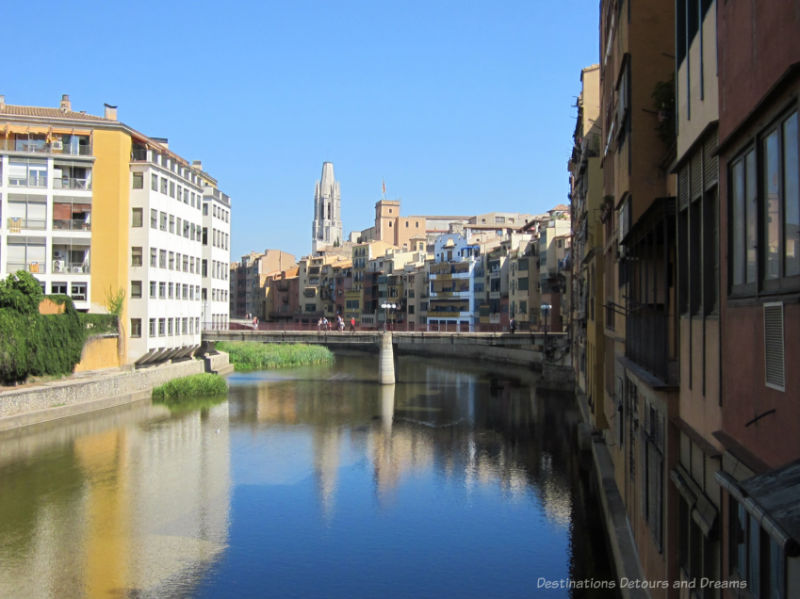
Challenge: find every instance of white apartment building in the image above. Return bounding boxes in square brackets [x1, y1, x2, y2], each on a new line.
[0, 125, 94, 308]
[199, 170, 231, 331]
[128, 139, 206, 363]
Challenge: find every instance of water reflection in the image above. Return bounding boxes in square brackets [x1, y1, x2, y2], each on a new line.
[0, 353, 616, 598]
[0, 402, 231, 598]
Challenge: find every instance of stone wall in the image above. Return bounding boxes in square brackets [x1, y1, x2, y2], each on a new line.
[0, 359, 206, 432]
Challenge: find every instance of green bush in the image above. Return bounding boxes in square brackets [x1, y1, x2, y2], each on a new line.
[0, 271, 94, 384]
[216, 342, 334, 371]
[152, 373, 228, 402]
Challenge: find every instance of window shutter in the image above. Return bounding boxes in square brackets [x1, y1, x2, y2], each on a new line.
[764, 302, 785, 390]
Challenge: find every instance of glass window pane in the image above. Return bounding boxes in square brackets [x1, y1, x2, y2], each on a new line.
[746, 150, 758, 283]
[732, 160, 745, 285]
[764, 131, 781, 279]
[783, 113, 799, 276]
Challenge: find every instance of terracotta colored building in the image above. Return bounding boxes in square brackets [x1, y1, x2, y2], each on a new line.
[714, 1, 800, 597]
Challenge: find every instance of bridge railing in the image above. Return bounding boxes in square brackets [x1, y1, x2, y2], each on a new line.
[204, 321, 555, 334]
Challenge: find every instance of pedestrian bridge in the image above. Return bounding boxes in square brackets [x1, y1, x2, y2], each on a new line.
[202, 330, 570, 373]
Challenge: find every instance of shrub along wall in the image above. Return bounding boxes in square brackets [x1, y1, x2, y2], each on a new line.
[0, 271, 116, 385]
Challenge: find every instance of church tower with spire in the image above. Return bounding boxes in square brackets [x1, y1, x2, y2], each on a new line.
[311, 162, 343, 253]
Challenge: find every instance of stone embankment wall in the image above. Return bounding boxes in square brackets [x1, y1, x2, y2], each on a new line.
[0, 359, 207, 433]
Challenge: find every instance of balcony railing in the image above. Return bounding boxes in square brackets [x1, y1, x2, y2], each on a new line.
[0, 140, 91, 155]
[52, 261, 90, 274]
[53, 218, 91, 231]
[626, 304, 674, 384]
[53, 177, 91, 191]
[9, 174, 47, 188]
[6, 261, 46, 274]
[7, 217, 46, 231]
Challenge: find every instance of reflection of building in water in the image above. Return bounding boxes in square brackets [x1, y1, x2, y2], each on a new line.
[0, 403, 231, 598]
[313, 427, 342, 519]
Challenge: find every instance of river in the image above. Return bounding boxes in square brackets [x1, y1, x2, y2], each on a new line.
[0, 352, 618, 598]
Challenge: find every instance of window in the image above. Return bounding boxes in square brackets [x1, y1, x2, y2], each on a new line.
[643, 403, 664, 551]
[168, 251, 175, 270]
[131, 280, 142, 298]
[169, 214, 175, 234]
[70, 283, 87, 301]
[159, 249, 166, 268]
[160, 177, 168, 194]
[150, 248, 157, 267]
[52, 282, 68, 295]
[159, 212, 167, 231]
[159, 282, 166, 298]
[149, 318, 156, 337]
[132, 207, 143, 227]
[131, 246, 142, 267]
[730, 497, 786, 598]
[151, 208, 158, 228]
[730, 111, 799, 293]
[130, 318, 142, 338]
[150, 281, 156, 298]
[132, 173, 143, 189]
[158, 318, 165, 336]
[151, 174, 158, 191]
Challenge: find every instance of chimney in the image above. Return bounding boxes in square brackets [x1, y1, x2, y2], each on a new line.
[0, 95, 5, 110]
[104, 103, 118, 120]
[192, 160, 203, 171]
[60, 94, 71, 112]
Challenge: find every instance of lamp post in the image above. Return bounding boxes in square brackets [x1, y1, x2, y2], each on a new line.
[381, 302, 397, 331]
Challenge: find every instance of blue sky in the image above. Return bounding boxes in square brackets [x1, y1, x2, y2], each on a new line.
[5, 1, 598, 260]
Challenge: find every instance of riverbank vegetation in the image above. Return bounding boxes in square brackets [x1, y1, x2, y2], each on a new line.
[0, 271, 117, 385]
[216, 341, 334, 371]
[151, 373, 228, 402]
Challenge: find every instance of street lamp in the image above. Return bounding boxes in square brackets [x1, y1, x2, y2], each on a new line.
[381, 302, 397, 331]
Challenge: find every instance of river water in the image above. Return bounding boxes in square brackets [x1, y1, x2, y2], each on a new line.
[0, 352, 618, 598]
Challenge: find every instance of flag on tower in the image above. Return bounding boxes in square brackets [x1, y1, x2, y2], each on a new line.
[382, 180, 386, 195]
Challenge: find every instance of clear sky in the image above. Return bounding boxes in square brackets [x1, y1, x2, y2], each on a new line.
[5, 0, 599, 260]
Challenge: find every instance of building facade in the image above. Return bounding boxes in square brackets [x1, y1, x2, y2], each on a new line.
[0, 95, 227, 365]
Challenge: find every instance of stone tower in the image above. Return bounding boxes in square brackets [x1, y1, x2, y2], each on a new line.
[311, 162, 342, 252]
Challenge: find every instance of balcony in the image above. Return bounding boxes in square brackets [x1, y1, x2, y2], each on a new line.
[1, 138, 91, 156]
[51, 260, 90, 274]
[7, 217, 46, 231]
[8, 174, 47, 188]
[6, 261, 46, 274]
[53, 177, 91, 191]
[52, 218, 91, 232]
[626, 305, 676, 385]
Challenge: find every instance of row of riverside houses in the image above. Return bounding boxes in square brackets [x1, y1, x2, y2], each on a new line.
[569, 1, 800, 598]
[230, 199, 572, 332]
[0, 94, 231, 366]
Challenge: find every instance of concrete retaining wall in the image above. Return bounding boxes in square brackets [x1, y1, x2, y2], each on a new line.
[74, 335, 121, 372]
[0, 359, 206, 433]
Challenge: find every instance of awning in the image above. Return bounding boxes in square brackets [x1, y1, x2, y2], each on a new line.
[670, 465, 718, 538]
[716, 458, 800, 556]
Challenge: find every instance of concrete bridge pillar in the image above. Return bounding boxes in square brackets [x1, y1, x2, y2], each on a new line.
[380, 384, 395, 434]
[379, 332, 395, 385]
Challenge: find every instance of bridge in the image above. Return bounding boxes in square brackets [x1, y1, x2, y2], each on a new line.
[202, 329, 571, 383]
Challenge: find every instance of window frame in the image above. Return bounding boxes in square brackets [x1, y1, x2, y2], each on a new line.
[729, 108, 800, 297]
